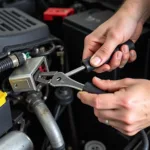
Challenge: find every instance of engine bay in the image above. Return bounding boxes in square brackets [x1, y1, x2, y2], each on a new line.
[0, 1, 150, 150]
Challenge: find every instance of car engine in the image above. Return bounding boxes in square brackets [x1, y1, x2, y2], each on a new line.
[0, 1, 150, 150]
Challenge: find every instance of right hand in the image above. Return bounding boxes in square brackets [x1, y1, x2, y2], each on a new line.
[83, 11, 143, 73]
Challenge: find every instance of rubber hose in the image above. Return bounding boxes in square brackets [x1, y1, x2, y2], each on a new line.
[0, 57, 13, 73]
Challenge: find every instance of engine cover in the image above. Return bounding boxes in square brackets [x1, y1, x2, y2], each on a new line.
[0, 8, 50, 58]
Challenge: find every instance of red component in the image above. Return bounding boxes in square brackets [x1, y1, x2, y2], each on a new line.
[39, 66, 46, 72]
[43, 8, 75, 21]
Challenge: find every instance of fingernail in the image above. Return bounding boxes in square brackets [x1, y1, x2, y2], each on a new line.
[117, 52, 122, 59]
[130, 51, 135, 57]
[93, 76, 102, 82]
[77, 92, 81, 99]
[123, 45, 128, 53]
[91, 56, 101, 66]
[119, 65, 124, 68]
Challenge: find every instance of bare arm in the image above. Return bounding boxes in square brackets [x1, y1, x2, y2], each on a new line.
[120, 0, 150, 24]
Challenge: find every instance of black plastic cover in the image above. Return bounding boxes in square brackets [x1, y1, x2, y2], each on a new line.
[0, 8, 50, 56]
[0, 100, 12, 137]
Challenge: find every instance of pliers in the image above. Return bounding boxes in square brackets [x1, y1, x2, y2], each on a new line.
[36, 40, 134, 94]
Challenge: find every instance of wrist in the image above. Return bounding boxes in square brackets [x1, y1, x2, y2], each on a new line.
[117, 0, 150, 24]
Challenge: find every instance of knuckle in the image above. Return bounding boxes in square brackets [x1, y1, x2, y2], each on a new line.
[99, 47, 110, 56]
[123, 114, 134, 125]
[123, 125, 133, 133]
[123, 78, 133, 85]
[120, 98, 132, 109]
[109, 31, 120, 42]
[84, 35, 91, 43]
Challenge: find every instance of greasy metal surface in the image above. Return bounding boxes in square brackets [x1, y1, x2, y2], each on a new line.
[0, 131, 33, 150]
[32, 99, 65, 149]
[9, 56, 49, 92]
[50, 72, 84, 90]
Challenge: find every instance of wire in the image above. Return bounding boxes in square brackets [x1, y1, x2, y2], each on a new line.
[43, 85, 50, 101]
[124, 132, 142, 150]
[140, 130, 149, 150]
[54, 105, 61, 120]
[124, 130, 149, 150]
[31, 43, 56, 57]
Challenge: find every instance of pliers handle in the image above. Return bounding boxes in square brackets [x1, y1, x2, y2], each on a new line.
[36, 72, 105, 94]
[36, 40, 135, 94]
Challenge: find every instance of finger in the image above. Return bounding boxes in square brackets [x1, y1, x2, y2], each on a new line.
[108, 51, 123, 71]
[77, 91, 118, 109]
[98, 117, 140, 136]
[94, 109, 120, 120]
[90, 36, 121, 67]
[113, 126, 140, 136]
[128, 50, 137, 63]
[94, 64, 111, 73]
[82, 35, 103, 59]
[83, 42, 101, 59]
[119, 45, 130, 68]
[92, 77, 135, 92]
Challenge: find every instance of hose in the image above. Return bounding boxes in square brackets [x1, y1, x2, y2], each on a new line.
[0, 53, 26, 73]
[0, 57, 13, 73]
[27, 92, 65, 150]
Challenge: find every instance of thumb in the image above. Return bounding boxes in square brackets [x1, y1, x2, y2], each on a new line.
[92, 77, 135, 92]
[90, 37, 120, 67]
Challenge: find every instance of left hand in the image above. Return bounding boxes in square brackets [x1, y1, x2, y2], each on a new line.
[77, 77, 150, 136]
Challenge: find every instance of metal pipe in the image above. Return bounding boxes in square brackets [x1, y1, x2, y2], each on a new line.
[0, 131, 33, 150]
[27, 92, 65, 150]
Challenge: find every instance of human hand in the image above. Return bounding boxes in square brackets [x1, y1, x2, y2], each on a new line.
[83, 11, 143, 73]
[77, 77, 150, 136]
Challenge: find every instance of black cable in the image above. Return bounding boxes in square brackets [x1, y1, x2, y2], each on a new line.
[124, 133, 142, 150]
[64, 46, 79, 150]
[67, 105, 79, 150]
[58, 106, 66, 118]
[140, 130, 149, 150]
[124, 130, 149, 150]
[54, 105, 61, 120]
[0, 57, 13, 73]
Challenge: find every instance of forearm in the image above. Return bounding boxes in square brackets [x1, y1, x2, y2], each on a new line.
[118, 0, 150, 24]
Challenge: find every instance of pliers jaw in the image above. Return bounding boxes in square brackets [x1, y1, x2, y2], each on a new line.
[35, 71, 57, 85]
[35, 71, 84, 91]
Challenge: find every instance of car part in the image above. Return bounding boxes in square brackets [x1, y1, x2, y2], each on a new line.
[26, 92, 65, 150]
[0, 91, 12, 137]
[2, 0, 36, 15]
[0, 131, 34, 150]
[0, 8, 50, 59]
[35, 40, 134, 93]
[0, 52, 26, 73]
[9, 56, 49, 92]
[84, 140, 106, 150]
